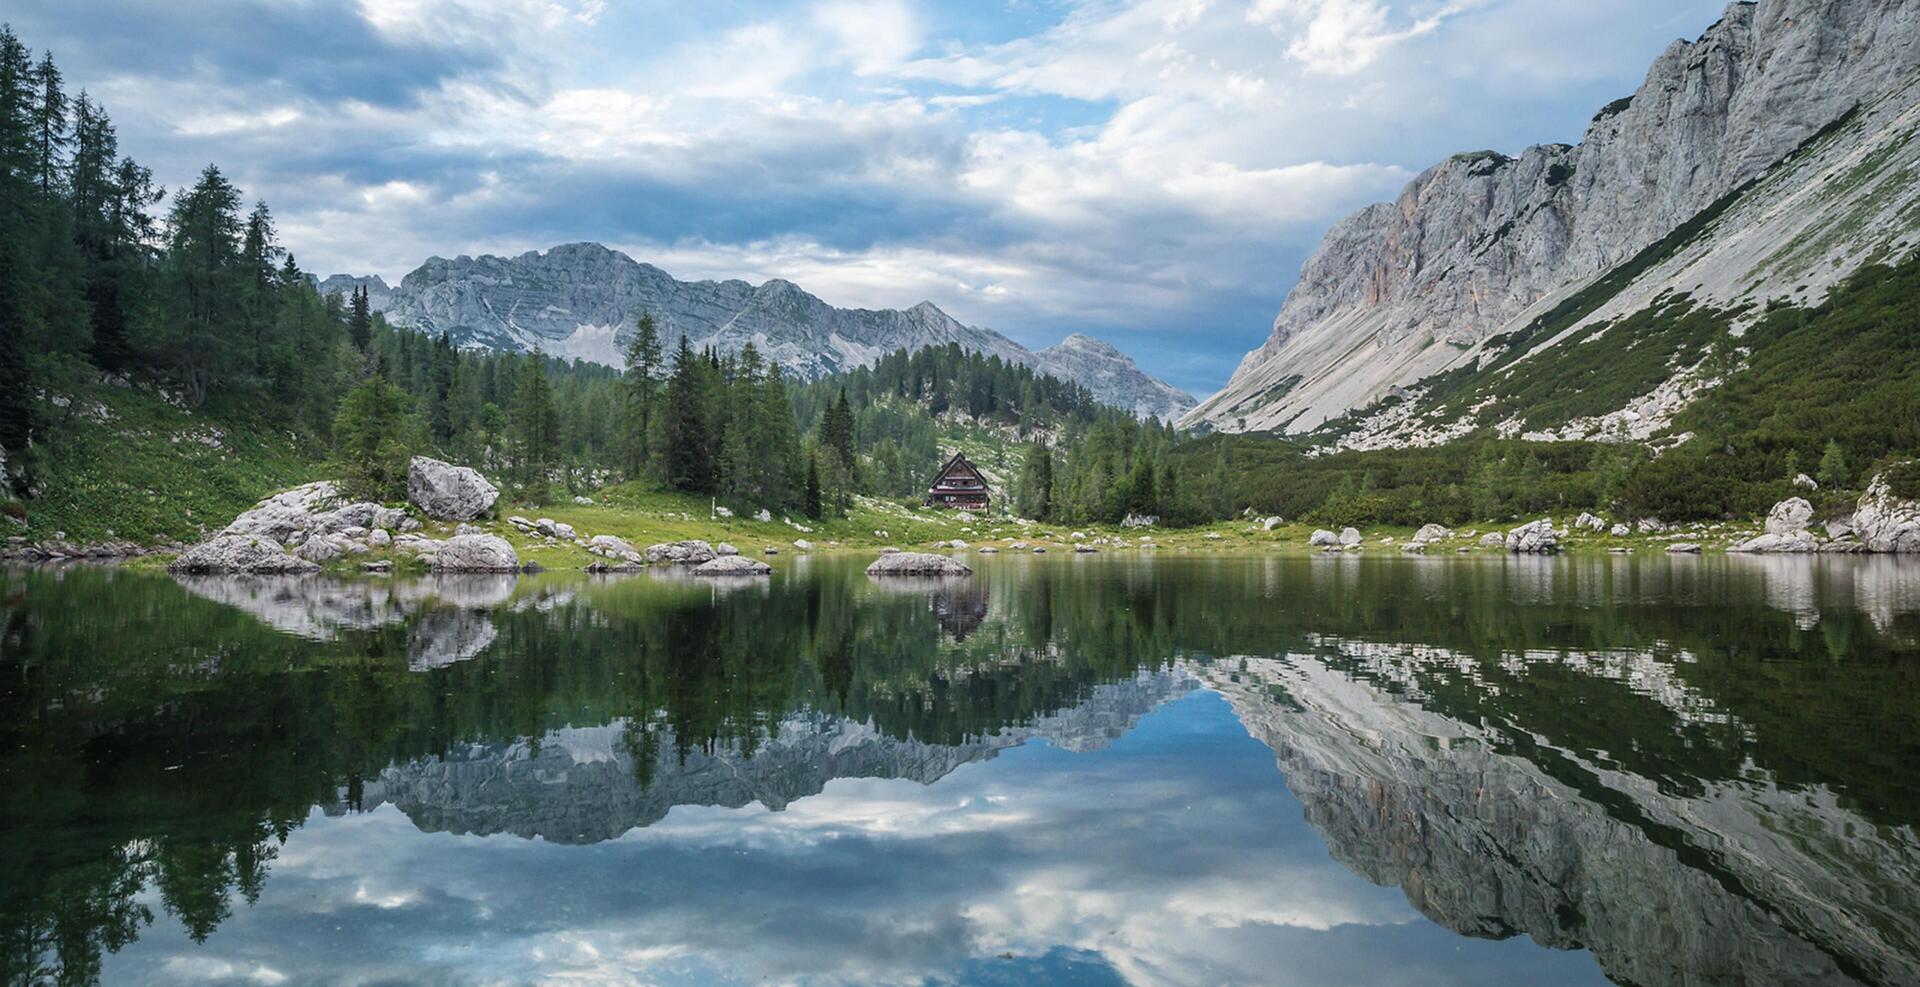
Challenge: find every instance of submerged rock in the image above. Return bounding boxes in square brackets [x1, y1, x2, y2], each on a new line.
[866, 552, 972, 576]
[407, 456, 499, 521]
[692, 555, 772, 576]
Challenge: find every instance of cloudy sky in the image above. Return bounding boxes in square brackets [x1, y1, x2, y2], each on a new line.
[10, 0, 1727, 394]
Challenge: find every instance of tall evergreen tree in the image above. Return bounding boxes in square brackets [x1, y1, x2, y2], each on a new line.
[161, 164, 245, 406]
[622, 311, 663, 475]
[509, 351, 558, 500]
[661, 335, 712, 492]
[347, 284, 371, 351]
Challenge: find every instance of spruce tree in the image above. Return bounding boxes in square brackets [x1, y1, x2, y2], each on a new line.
[509, 351, 558, 501]
[1818, 439, 1849, 490]
[347, 284, 371, 351]
[330, 374, 412, 501]
[661, 335, 712, 492]
[622, 311, 663, 475]
[803, 449, 823, 519]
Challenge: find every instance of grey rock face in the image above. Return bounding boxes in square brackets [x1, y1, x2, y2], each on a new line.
[334, 242, 1186, 418]
[1764, 497, 1814, 536]
[425, 533, 519, 572]
[1854, 465, 1920, 552]
[312, 273, 393, 311]
[1034, 333, 1196, 422]
[1188, 0, 1920, 435]
[866, 552, 973, 576]
[169, 535, 321, 574]
[407, 456, 499, 521]
[1506, 519, 1559, 554]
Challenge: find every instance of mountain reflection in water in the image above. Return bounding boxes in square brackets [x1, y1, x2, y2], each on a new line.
[2, 554, 1916, 986]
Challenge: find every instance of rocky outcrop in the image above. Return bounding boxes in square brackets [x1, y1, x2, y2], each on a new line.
[1187, 0, 1920, 436]
[1033, 333, 1196, 421]
[406, 456, 498, 521]
[422, 533, 519, 573]
[1732, 496, 1821, 553]
[866, 552, 973, 576]
[1505, 519, 1559, 554]
[645, 540, 717, 565]
[1854, 465, 1920, 552]
[169, 535, 320, 574]
[334, 242, 1187, 418]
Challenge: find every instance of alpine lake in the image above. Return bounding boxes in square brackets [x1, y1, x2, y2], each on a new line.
[3, 552, 1918, 987]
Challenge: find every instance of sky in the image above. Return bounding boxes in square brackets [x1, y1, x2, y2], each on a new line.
[9, 0, 1730, 395]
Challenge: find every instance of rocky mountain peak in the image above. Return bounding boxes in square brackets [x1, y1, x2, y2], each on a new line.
[1186, 0, 1920, 436]
[331, 243, 1195, 419]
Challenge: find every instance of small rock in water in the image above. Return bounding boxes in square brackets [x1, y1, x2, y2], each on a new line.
[866, 552, 972, 576]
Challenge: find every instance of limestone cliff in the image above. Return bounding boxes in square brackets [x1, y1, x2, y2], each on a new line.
[1187, 0, 1920, 437]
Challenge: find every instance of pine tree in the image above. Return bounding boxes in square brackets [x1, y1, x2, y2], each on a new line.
[661, 335, 712, 492]
[509, 351, 558, 501]
[1818, 439, 1849, 490]
[162, 164, 245, 406]
[331, 374, 412, 501]
[347, 284, 371, 351]
[621, 311, 663, 476]
[803, 449, 823, 519]
[29, 50, 66, 195]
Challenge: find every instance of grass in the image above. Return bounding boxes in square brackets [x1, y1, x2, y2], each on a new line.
[16, 380, 322, 545]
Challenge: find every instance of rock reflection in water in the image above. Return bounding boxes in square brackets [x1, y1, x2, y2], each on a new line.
[1209, 648, 1920, 987]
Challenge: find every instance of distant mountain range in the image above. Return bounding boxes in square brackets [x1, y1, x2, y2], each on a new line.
[1185, 0, 1920, 443]
[318, 243, 1196, 421]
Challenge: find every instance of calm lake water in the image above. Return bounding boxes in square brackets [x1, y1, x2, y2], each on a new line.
[3, 554, 1918, 986]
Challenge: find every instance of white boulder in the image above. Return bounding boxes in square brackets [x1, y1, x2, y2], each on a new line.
[866, 552, 972, 576]
[1309, 529, 1339, 547]
[645, 540, 717, 565]
[1505, 520, 1559, 554]
[407, 456, 499, 521]
[1764, 497, 1814, 536]
[428, 533, 520, 572]
[693, 555, 771, 576]
[1854, 466, 1920, 552]
[1338, 527, 1362, 547]
[169, 535, 320, 574]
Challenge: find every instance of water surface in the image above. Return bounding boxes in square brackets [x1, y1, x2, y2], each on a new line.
[3, 554, 1918, 986]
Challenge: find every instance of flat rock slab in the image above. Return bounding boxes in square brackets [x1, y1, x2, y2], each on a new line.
[693, 556, 773, 576]
[865, 552, 973, 576]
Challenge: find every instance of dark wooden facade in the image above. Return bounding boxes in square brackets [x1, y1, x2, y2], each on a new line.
[924, 451, 991, 511]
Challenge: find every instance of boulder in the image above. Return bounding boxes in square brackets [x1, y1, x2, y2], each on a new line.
[1074, 545, 1099, 554]
[1204, 532, 1223, 540]
[865, 552, 972, 576]
[406, 456, 499, 521]
[1260, 516, 1284, 531]
[295, 536, 345, 564]
[1666, 542, 1704, 554]
[573, 495, 594, 505]
[754, 509, 773, 523]
[169, 535, 320, 574]
[587, 534, 635, 555]
[1338, 527, 1362, 547]
[1411, 523, 1451, 544]
[1793, 473, 1819, 490]
[368, 528, 393, 548]
[1479, 532, 1506, 548]
[428, 534, 520, 572]
[879, 546, 902, 554]
[1764, 497, 1814, 536]
[978, 546, 999, 554]
[1121, 513, 1157, 528]
[1853, 466, 1920, 552]
[692, 555, 772, 576]
[645, 540, 717, 565]
[1730, 531, 1817, 554]
[551, 522, 577, 540]
[1309, 529, 1339, 547]
[1574, 512, 1606, 532]
[1610, 523, 1631, 537]
[794, 539, 814, 552]
[715, 542, 740, 556]
[1505, 520, 1559, 554]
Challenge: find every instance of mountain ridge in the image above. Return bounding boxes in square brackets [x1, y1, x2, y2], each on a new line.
[325, 242, 1197, 422]
[1185, 0, 1920, 438]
